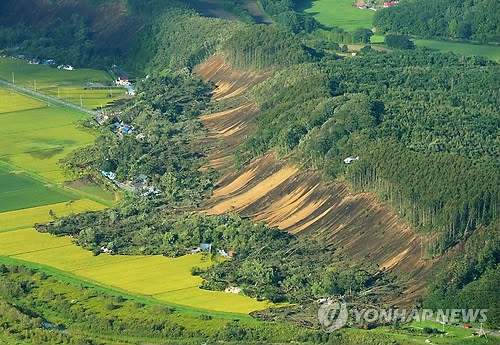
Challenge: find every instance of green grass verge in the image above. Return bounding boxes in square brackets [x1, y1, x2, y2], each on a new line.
[415, 40, 500, 61]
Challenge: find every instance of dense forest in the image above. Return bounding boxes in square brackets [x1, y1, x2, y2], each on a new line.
[241, 50, 499, 253]
[423, 220, 500, 328]
[373, 0, 500, 42]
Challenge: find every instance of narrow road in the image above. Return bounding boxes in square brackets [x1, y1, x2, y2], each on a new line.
[0, 78, 98, 116]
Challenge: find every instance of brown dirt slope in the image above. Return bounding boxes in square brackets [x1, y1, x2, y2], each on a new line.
[194, 55, 270, 171]
[196, 55, 435, 304]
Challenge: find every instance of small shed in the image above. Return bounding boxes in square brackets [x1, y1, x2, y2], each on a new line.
[200, 243, 212, 252]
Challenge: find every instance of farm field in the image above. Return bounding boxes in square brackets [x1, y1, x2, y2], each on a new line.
[0, 167, 74, 213]
[0, 199, 106, 233]
[299, 0, 374, 31]
[41, 86, 129, 109]
[0, 57, 128, 109]
[0, 90, 96, 181]
[0, 225, 272, 314]
[0, 87, 46, 113]
[415, 39, 500, 61]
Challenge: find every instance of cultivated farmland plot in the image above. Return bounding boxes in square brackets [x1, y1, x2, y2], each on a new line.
[0, 226, 273, 314]
[0, 57, 129, 109]
[300, 0, 375, 31]
[0, 100, 96, 181]
[0, 164, 75, 213]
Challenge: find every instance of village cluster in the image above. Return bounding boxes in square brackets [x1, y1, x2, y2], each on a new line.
[101, 170, 159, 196]
[354, 1, 398, 10]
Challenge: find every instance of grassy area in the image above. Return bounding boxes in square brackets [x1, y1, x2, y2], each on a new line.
[0, 57, 128, 109]
[40, 86, 129, 109]
[415, 40, 500, 61]
[0, 226, 273, 314]
[0, 87, 46, 113]
[69, 182, 117, 203]
[300, 0, 375, 31]
[365, 320, 498, 345]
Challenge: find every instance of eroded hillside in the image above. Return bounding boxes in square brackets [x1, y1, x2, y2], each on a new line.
[195, 55, 435, 304]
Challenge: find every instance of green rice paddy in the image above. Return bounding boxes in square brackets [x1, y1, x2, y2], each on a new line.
[0, 165, 74, 213]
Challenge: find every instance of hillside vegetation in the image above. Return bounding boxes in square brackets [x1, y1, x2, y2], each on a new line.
[0, 0, 499, 343]
[242, 50, 499, 255]
[373, 0, 500, 42]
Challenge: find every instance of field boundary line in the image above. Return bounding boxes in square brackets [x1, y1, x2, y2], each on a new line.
[0, 255, 255, 319]
[0, 79, 98, 117]
[0, 160, 112, 208]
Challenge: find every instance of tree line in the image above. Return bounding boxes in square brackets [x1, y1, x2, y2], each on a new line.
[373, 0, 500, 42]
[240, 49, 499, 256]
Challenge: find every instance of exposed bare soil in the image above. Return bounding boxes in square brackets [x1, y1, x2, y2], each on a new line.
[195, 55, 436, 304]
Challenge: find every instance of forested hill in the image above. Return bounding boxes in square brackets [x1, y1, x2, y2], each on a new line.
[0, 0, 146, 67]
[374, 0, 500, 42]
[2, 0, 499, 338]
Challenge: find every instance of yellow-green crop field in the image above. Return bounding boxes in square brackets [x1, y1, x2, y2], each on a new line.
[414, 39, 500, 61]
[0, 226, 272, 314]
[0, 88, 45, 113]
[0, 57, 128, 109]
[300, 0, 375, 31]
[0, 199, 106, 233]
[40, 86, 130, 109]
[0, 89, 96, 181]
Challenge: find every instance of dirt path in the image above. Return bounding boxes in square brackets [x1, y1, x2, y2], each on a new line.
[0, 79, 97, 116]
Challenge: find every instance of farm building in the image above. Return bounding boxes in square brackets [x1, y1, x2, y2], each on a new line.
[126, 85, 136, 96]
[101, 171, 116, 180]
[116, 75, 131, 86]
[383, 1, 398, 7]
[200, 243, 212, 252]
